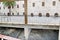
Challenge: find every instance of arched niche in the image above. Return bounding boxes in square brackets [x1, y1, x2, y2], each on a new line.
[54, 13, 58, 17]
[46, 13, 50, 17]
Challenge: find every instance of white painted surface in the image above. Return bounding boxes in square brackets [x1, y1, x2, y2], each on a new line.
[27, 0, 60, 24]
[24, 28, 31, 40]
[59, 27, 60, 40]
[0, 16, 25, 24]
[0, 1, 24, 15]
[28, 16, 60, 24]
[0, 16, 60, 24]
[27, 0, 60, 16]
[0, 0, 60, 24]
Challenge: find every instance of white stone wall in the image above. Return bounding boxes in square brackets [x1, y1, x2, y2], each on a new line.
[28, 0, 60, 16]
[0, 0, 60, 24]
[0, 1, 25, 24]
[0, 1, 24, 15]
[0, 2, 9, 15]
[12, 1, 24, 15]
[0, 16, 25, 24]
[27, 0, 60, 24]
[0, 0, 60, 16]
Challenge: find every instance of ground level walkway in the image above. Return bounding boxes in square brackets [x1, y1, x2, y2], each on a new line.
[0, 27, 58, 40]
[0, 23, 59, 40]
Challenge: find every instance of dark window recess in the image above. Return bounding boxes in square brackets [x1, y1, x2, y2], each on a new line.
[0, 7, 1, 9]
[12, 6, 14, 8]
[53, 1, 56, 6]
[46, 13, 50, 17]
[39, 13, 42, 17]
[8, 6, 11, 9]
[12, 13, 14, 15]
[3, 7, 5, 9]
[17, 5, 19, 8]
[0, 38, 1, 40]
[31, 13, 34, 17]
[33, 3, 35, 7]
[7, 13, 11, 16]
[4, 13, 6, 15]
[3, 39, 7, 40]
[42, 2, 45, 6]
[23, 4, 24, 8]
[23, 12, 25, 15]
[17, 13, 19, 15]
[54, 13, 58, 17]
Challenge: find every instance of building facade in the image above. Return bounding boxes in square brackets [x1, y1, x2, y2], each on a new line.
[0, 0, 60, 40]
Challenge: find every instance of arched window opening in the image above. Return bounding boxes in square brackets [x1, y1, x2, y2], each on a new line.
[53, 1, 56, 6]
[46, 13, 50, 17]
[4, 13, 6, 16]
[23, 12, 25, 15]
[0, 7, 1, 9]
[31, 13, 34, 17]
[8, 6, 11, 9]
[42, 2, 45, 6]
[12, 6, 14, 8]
[3, 7, 5, 9]
[38, 13, 42, 17]
[17, 5, 19, 8]
[12, 13, 14, 16]
[54, 13, 58, 17]
[17, 12, 19, 16]
[33, 3, 35, 7]
[7, 13, 11, 16]
[23, 4, 24, 8]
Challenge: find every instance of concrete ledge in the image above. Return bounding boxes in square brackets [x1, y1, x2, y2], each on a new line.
[0, 23, 59, 30]
[0, 22, 60, 26]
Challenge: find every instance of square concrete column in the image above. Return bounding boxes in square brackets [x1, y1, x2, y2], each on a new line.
[24, 28, 31, 40]
[59, 27, 60, 40]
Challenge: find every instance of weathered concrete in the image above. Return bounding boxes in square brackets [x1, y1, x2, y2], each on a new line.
[0, 27, 58, 40]
[0, 24, 59, 40]
[59, 27, 60, 40]
[24, 28, 31, 40]
[0, 24, 58, 30]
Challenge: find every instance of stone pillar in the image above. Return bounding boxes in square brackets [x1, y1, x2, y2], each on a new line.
[59, 27, 60, 40]
[24, 28, 31, 40]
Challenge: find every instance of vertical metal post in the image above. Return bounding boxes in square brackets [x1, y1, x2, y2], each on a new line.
[24, 0, 28, 24]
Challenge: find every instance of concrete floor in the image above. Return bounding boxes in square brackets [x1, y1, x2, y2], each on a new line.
[0, 28, 58, 40]
[29, 29, 58, 40]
